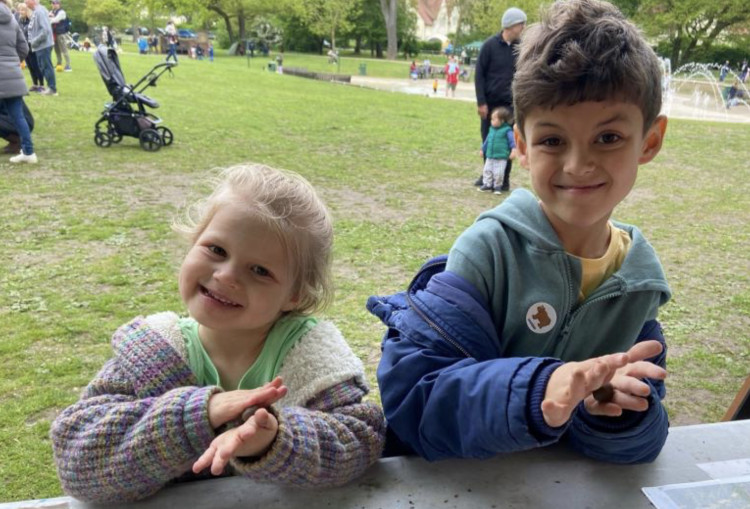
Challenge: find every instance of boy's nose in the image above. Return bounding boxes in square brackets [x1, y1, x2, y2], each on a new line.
[563, 148, 595, 175]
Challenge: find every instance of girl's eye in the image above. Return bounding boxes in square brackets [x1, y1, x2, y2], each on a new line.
[598, 133, 622, 144]
[251, 265, 270, 277]
[208, 245, 227, 257]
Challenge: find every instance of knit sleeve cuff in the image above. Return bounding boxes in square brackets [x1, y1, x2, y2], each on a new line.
[183, 386, 221, 454]
[229, 406, 294, 475]
[527, 360, 570, 441]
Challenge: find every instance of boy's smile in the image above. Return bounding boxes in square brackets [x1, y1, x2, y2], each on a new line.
[515, 101, 666, 257]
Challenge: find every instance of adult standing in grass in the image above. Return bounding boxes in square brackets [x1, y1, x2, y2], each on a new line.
[0, 100, 34, 154]
[165, 19, 177, 63]
[48, 0, 71, 72]
[473, 7, 526, 189]
[25, 0, 56, 95]
[15, 2, 44, 92]
[0, 0, 37, 162]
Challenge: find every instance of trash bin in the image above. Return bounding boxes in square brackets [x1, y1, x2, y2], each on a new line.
[358, 63, 367, 76]
[268, 62, 276, 72]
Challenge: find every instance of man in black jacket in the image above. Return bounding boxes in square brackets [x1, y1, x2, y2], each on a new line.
[473, 7, 526, 189]
[0, 101, 34, 154]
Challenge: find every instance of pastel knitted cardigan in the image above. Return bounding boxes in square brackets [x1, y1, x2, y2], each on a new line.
[50, 312, 386, 503]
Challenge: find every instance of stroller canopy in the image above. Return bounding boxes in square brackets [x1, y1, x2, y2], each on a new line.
[93, 45, 159, 108]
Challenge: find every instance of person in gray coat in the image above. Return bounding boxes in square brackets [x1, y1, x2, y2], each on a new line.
[0, 0, 37, 162]
[25, 0, 56, 95]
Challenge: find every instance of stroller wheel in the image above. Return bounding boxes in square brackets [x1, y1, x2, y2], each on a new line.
[157, 127, 174, 146]
[94, 132, 112, 148]
[139, 129, 162, 152]
[109, 131, 123, 144]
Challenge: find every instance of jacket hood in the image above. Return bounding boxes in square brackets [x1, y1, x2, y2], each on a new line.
[0, 4, 12, 24]
[477, 189, 563, 251]
[474, 188, 669, 299]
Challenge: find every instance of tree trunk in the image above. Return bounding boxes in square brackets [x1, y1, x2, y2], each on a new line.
[376, 41, 383, 59]
[355, 35, 361, 54]
[208, 5, 234, 43]
[238, 9, 246, 42]
[379, 0, 397, 60]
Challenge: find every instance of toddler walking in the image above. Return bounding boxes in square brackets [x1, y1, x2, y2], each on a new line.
[51, 164, 386, 503]
[479, 106, 516, 193]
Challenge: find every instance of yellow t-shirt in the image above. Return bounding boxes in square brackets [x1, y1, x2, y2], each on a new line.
[575, 223, 632, 301]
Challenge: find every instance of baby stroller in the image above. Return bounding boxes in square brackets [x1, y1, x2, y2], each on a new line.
[93, 45, 176, 151]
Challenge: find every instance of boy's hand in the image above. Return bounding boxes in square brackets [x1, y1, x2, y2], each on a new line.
[583, 340, 666, 415]
[542, 341, 665, 427]
[542, 352, 628, 427]
[207, 377, 287, 429]
[480, 149, 485, 158]
[193, 408, 279, 475]
[509, 149, 518, 160]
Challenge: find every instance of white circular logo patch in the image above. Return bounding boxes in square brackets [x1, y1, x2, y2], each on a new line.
[526, 302, 557, 334]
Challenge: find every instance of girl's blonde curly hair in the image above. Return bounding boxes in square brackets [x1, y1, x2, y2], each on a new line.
[173, 163, 334, 315]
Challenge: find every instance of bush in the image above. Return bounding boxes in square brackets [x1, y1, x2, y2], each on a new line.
[657, 41, 750, 67]
[418, 40, 442, 53]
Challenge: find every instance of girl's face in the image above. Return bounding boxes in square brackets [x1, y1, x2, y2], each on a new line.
[179, 201, 298, 342]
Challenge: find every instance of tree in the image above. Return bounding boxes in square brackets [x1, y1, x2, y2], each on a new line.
[379, 0, 397, 59]
[296, 0, 359, 50]
[83, 0, 129, 30]
[637, 0, 750, 67]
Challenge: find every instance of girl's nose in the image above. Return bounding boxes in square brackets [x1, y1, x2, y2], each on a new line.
[214, 265, 239, 287]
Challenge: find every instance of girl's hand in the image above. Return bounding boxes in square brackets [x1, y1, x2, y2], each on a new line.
[193, 408, 279, 476]
[206, 377, 287, 429]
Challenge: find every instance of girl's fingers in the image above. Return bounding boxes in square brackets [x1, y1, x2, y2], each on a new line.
[193, 446, 216, 473]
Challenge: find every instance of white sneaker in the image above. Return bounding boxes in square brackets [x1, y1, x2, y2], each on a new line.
[10, 152, 38, 164]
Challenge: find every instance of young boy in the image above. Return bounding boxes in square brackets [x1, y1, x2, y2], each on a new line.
[479, 106, 517, 193]
[368, 0, 670, 463]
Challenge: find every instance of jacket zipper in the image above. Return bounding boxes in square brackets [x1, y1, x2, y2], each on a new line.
[405, 261, 472, 359]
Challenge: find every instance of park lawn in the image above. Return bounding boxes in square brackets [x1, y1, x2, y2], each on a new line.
[1, 47, 749, 502]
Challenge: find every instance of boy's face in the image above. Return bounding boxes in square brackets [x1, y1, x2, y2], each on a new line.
[515, 101, 667, 249]
[490, 114, 502, 128]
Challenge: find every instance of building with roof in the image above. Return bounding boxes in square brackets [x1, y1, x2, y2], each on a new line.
[413, 0, 460, 43]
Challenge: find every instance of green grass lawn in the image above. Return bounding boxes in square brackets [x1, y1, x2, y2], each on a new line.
[1, 47, 749, 502]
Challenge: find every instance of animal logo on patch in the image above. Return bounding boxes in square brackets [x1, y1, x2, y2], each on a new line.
[526, 302, 557, 334]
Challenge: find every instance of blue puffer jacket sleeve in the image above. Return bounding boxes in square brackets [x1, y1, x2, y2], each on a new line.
[368, 257, 670, 463]
[368, 258, 567, 461]
[566, 319, 669, 463]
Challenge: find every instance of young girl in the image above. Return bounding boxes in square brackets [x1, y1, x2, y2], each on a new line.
[51, 164, 386, 503]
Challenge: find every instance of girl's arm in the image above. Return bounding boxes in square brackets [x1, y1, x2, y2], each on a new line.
[229, 378, 386, 486]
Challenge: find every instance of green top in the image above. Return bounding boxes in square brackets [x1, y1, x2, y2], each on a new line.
[179, 314, 317, 390]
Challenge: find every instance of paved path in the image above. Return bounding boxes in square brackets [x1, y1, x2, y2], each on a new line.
[349, 76, 750, 124]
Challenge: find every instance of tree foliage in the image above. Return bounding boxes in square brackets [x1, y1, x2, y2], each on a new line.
[83, 0, 129, 29]
[636, 0, 750, 67]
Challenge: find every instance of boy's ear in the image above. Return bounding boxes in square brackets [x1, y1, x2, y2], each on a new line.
[638, 115, 668, 165]
[514, 125, 529, 169]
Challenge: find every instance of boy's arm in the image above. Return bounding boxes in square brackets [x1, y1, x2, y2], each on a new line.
[565, 320, 669, 463]
[228, 378, 385, 486]
[369, 277, 570, 462]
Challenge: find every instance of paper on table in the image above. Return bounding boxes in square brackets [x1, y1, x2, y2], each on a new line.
[642, 475, 750, 509]
[698, 458, 750, 480]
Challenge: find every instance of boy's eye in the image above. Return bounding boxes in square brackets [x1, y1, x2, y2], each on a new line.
[207, 245, 227, 257]
[540, 137, 562, 147]
[251, 265, 270, 277]
[597, 133, 622, 144]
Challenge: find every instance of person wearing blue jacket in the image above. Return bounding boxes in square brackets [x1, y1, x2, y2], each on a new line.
[369, 0, 671, 464]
